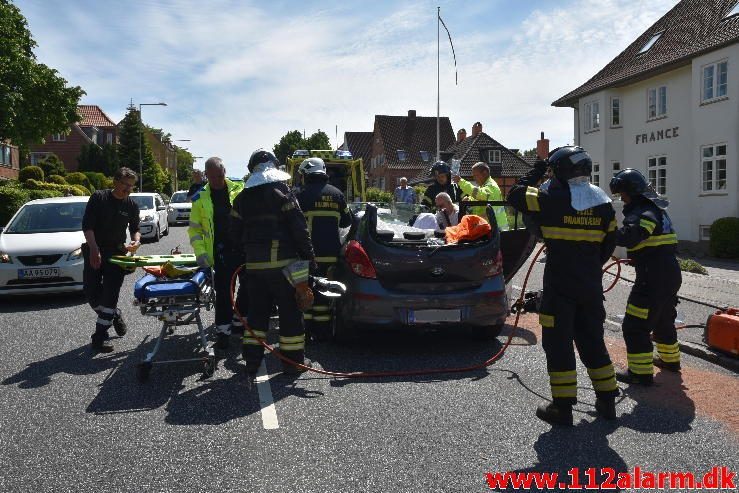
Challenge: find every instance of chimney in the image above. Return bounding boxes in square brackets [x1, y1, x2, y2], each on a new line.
[456, 128, 467, 143]
[536, 131, 550, 159]
[408, 109, 416, 119]
[471, 121, 482, 137]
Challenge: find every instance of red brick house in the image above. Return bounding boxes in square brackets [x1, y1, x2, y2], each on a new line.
[28, 105, 118, 172]
[0, 140, 20, 180]
[364, 110, 455, 191]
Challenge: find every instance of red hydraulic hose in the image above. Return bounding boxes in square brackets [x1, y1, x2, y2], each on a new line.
[230, 244, 548, 378]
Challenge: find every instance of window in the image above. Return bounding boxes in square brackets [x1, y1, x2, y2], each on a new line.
[639, 31, 663, 54]
[647, 155, 667, 195]
[701, 144, 727, 192]
[396, 150, 408, 161]
[612, 161, 621, 177]
[0, 145, 11, 166]
[30, 152, 48, 165]
[648, 86, 667, 119]
[488, 149, 501, 164]
[106, 133, 114, 145]
[702, 61, 728, 102]
[51, 133, 66, 142]
[419, 151, 431, 163]
[700, 226, 712, 241]
[592, 162, 600, 187]
[610, 97, 621, 127]
[584, 101, 600, 131]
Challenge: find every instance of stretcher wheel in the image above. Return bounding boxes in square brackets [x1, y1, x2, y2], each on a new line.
[136, 361, 152, 382]
[203, 356, 216, 378]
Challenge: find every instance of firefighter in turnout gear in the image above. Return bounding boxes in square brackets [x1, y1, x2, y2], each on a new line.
[422, 161, 462, 208]
[610, 168, 682, 385]
[295, 157, 353, 341]
[229, 149, 317, 375]
[188, 157, 246, 350]
[508, 146, 619, 426]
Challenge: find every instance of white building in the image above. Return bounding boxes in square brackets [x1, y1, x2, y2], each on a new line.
[553, 0, 739, 247]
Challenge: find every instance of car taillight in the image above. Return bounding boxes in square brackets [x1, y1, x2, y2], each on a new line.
[483, 250, 503, 278]
[344, 240, 377, 279]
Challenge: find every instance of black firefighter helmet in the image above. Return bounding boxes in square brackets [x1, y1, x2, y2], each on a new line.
[610, 168, 669, 209]
[547, 146, 592, 182]
[247, 149, 280, 173]
[430, 160, 451, 179]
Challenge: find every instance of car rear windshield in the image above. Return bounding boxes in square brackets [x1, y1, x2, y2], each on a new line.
[5, 202, 87, 234]
[131, 196, 154, 210]
[170, 192, 188, 203]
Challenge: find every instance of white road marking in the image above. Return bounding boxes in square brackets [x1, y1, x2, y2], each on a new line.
[256, 359, 279, 430]
[512, 285, 523, 291]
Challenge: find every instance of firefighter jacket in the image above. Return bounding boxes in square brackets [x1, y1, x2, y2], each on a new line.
[188, 179, 244, 266]
[457, 176, 509, 230]
[295, 176, 353, 264]
[616, 196, 677, 265]
[508, 167, 617, 301]
[422, 181, 463, 208]
[228, 182, 315, 272]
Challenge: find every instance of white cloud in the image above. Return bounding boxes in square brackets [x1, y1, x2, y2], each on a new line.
[18, 0, 680, 178]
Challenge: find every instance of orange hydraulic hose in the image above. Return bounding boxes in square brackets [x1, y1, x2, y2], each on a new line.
[230, 244, 549, 378]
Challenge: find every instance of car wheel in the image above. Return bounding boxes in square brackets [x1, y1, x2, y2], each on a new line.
[155, 225, 161, 242]
[162, 222, 169, 236]
[471, 323, 504, 340]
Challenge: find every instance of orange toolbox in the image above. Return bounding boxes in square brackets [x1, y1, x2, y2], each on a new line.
[704, 308, 739, 357]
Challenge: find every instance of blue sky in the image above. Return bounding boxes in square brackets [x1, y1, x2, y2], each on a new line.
[16, 0, 678, 179]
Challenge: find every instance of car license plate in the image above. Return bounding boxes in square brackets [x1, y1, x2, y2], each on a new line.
[18, 267, 60, 279]
[409, 309, 462, 324]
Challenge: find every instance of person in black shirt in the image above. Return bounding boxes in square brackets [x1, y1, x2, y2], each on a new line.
[422, 161, 462, 209]
[82, 167, 141, 353]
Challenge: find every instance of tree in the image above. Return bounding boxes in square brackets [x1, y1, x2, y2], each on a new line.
[272, 129, 333, 165]
[117, 105, 155, 184]
[176, 147, 195, 189]
[0, 1, 84, 150]
[522, 148, 538, 158]
[38, 153, 65, 178]
[78, 143, 119, 175]
[142, 162, 169, 194]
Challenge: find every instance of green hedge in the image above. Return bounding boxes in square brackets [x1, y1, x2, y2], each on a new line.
[677, 258, 708, 275]
[19, 165, 44, 183]
[0, 187, 30, 226]
[709, 217, 739, 259]
[27, 189, 64, 201]
[366, 187, 392, 204]
[82, 171, 108, 191]
[47, 175, 68, 185]
[65, 172, 93, 193]
[23, 179, 88, 196]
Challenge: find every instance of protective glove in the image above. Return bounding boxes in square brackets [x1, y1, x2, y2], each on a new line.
[196, 253, 210, 269]
[295, 282, 314, 312]
[534, 159, 549, 174]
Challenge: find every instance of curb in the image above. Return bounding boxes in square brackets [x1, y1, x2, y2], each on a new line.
[678, 341, 739, 373]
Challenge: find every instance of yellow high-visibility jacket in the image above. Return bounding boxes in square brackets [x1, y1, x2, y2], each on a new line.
[188, 179, 244, 265]
[457, 177, 509, 230]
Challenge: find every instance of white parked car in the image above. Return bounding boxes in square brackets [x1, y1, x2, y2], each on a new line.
[130, 193, 169, 241]
[0, 196, 89, 295]
[167, 190, 192, 225]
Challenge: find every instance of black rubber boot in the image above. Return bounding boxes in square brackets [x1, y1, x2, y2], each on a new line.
[615, 369, 653, 386]
[91, 333, 113, 353]
[214, 332, 230, 350]
[653, 357, 681, 372]
[595, 397, 617, 420]
[535, 402, 573, 426]
[113, 309, 127, 337]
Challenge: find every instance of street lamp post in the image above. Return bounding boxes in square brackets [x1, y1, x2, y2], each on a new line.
[138, 102, 167, 191]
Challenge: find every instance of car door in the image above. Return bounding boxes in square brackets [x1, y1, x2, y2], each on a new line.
[155, 195, 166, 229]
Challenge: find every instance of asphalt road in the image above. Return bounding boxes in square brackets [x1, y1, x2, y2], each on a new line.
[1, 225, 737, 492]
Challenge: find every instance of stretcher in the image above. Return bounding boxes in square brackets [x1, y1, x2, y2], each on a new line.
[132, 267, 215, 382]
[111, 253, 198, 268]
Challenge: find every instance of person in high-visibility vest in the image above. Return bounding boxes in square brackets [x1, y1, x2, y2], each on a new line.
[188, 157, 245, 351]
[610, 168, 681, 386]
[295, 158, 353, 341]
[453, 162, 509, 230]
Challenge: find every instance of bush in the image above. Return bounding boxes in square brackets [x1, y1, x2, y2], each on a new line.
[65, 172, 93, 193]
[19, 165, 44, 183]
[0, 179, 22, 189]
[101, 176, 114, 189]
[709, 217, 739, 259]
[0, 187, 30, 226]
[366, 187, 392, 204]
[677, 258, 708, 275]
[22, 179, 88, 196]
[27, 189, 64, 201]
[82, 171, 108, 191]
[413, 185, 427, 203]
[47, 175, 68, 185]
[38, 154, 66, 178]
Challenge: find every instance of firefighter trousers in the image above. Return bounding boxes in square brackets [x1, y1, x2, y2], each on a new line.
[539, 289, 618, 404]
[82, 244, 126, 338]
[242, 269, 305, 372]
[213, 250, 248, 334]
[304, 261, 334, 340]
[622, 255, 682, 375]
